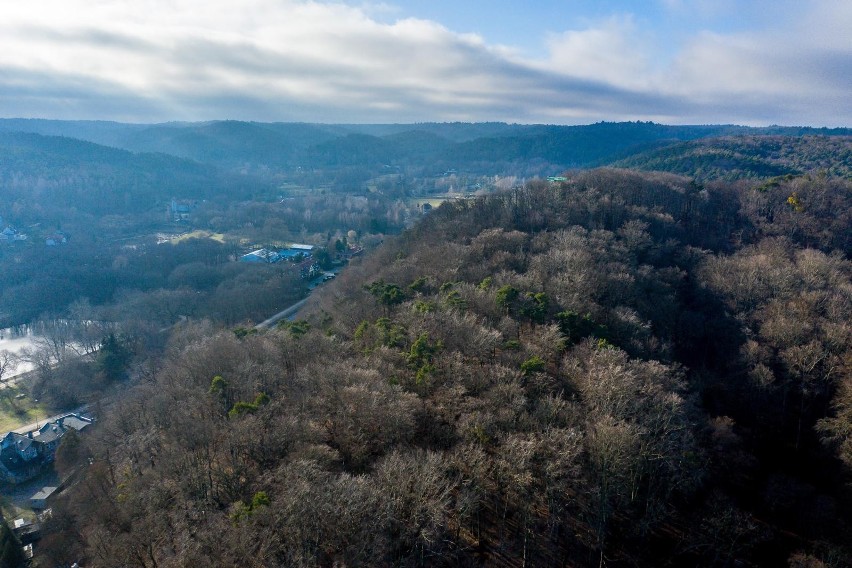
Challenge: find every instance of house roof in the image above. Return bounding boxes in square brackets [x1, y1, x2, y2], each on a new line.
[5, 414, 94, 449]
[33, 424, 64, 445]
[31, 486, 58, 501]
[5, 432, 36, 453]
[58, 414, 94, 431]
[13, 518, 31, 530]
[278, 249, 307, 258]
[1, 447, 31, 473]
[32, 414, 94, 442]
[241, 248, 281, 263]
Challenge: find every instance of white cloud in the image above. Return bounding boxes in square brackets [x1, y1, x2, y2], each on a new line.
[659, 5, 852, 124]
[534, 3, 851, 125]
[541, 15, 657, 89]
[0, 0, 848, 125]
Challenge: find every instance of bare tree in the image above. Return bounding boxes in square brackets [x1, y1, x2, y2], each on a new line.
[0, 350, 20, 404]
[0, 350, 18, 386]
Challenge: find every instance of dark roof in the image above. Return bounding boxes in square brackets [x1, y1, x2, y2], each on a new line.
[33, 425, 64, 445]
[59, 414, 94, 431]
[1, 447, 31, 473]
[5, 432, 36, 453]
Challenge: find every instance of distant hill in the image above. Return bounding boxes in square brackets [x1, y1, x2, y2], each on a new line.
[291, 123, 852, 176]
[331, 122, 526, 142]
[119, 121, 342, 168]
[0, 119, 342, 169]
[2, 119, 848, 176]
[612, 135, 852, 181]
[0, 131, 268, 215]
[0, 118, 149, 146]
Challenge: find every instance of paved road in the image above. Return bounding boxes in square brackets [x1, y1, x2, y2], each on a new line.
[254, 269, 341, 330]
[255, 298, 309, 330]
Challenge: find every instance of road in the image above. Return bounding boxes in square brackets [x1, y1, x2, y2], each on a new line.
[254, 298, 309, 330]
[254, 269, 340, 330]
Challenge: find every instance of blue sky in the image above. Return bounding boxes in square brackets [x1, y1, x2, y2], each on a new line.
[0, 0, 848, 125]
[373, 0, 747, 55]
[390, 0, 803, 56]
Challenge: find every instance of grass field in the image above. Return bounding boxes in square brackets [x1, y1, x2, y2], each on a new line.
[169, 230, 226, 244]
[0, 384, 50, 433]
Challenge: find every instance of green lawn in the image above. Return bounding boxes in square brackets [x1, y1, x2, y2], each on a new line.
[0, 386, 50, 433]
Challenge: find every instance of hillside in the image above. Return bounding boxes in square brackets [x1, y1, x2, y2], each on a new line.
[41, 168, 852, 567]
[0, 131, 268, 218]
[613, 135, 852, 181]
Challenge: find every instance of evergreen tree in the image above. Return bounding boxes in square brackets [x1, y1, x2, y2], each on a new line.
[0, 522, 24, 568]
[96, 333, 132, 382]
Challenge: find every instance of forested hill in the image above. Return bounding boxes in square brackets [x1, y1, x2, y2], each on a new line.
[2, 119, 849, 175]
[45, 168, 852, 566]
[0, 131, 268, 216]
[613, 135, 852, 181]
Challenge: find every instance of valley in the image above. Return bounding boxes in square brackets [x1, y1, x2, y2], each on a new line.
[0, 120, 849, 567]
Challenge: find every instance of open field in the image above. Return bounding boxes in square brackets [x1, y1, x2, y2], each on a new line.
[0, 383, 50, 433]
[168, 230, 226, 244]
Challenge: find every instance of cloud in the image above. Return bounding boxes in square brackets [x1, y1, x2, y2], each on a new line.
[0, 0, 848, 125]
[541, 15, 657, 89]
[534, 2, 851, 125]
[658, 3, 852, 124]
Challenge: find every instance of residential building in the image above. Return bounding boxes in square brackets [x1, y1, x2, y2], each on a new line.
[240, 248, 282, 263]
[298, 258, 322, 279]
[169, 199, 196, 222]
[0, 414, 94, 484]
[30, 486, 58, 509]
[0, 227, 26, 241]
[45, 230, 68, 246]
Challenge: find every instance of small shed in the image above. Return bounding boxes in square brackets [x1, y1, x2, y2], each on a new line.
[30, 486, 58, 509]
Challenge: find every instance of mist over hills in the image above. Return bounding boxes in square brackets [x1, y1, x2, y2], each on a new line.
[2, 119, 849, 176]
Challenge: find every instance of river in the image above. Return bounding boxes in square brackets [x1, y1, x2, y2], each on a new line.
[0, 321, 93, 378]
[0, 325, 42, 376]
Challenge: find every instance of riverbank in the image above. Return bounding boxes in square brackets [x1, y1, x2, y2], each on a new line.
[0, 326, 40, 377]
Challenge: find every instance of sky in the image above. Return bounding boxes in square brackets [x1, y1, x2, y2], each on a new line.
[0, 0, 849, 126]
